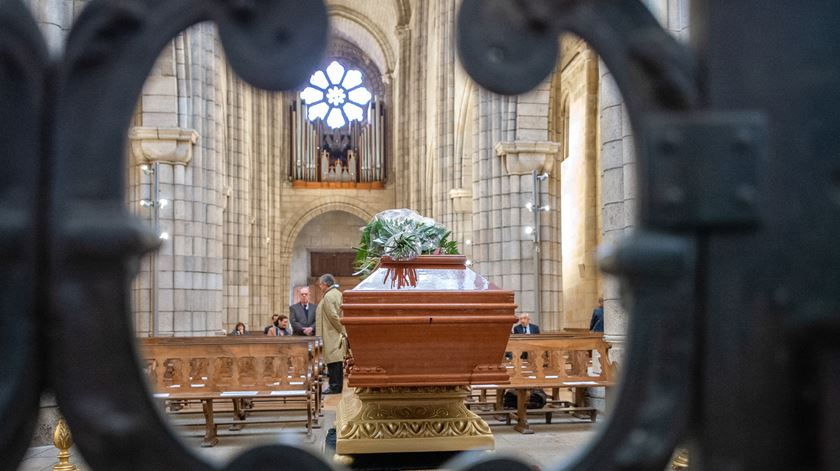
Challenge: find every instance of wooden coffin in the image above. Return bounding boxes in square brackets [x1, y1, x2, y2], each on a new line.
[342, 255, 516, 387]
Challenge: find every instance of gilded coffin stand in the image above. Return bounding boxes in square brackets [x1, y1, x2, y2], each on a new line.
[334, 386, 494, 454]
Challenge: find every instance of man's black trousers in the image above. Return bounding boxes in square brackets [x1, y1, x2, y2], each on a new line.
[327, 361, 343, 392]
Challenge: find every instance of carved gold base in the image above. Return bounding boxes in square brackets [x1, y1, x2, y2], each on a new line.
[334, 386, 495, 454]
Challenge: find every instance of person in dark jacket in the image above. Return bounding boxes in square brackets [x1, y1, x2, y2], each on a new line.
[290, 286, 317, 336]
[512, 313, 540, 334]
[230, 322, 248, 335]
[267, 315, 293, 336]
[589, 297, 604, 332]
[263, 314, 280, 335]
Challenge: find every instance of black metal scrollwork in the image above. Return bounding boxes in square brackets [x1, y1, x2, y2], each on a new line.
[1, 0, 702, 468]
[5, 0, 836, 469]
[457, 1, 701, 470]
[42, 0, 330, 469]
[0, 0, 48, 467]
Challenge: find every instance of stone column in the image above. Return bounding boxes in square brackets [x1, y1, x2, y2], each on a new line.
[222, 77, 253, 331]
[434, 0, 457, 230]
[406, 1, 429, 213]
[394, 24, 412, 206]
[493, 141, 560, 328]
[129, 26, 224, 337]
[129, 127, 199, 336]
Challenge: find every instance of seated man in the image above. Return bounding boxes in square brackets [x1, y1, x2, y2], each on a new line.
[506, 313, 540, 361]
[511, 313, 539, 360]
[512, 313, 540, 335]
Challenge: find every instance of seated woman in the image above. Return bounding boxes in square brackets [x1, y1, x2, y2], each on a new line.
[267, 315, 293, 336]
[230, 322, 248, 336]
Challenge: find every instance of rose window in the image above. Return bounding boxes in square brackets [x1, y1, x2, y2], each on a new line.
[300, 61, 373, 129]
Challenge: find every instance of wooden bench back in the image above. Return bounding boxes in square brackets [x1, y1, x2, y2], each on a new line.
[139, 337, 319, 396]
[504, 334, 615, 386]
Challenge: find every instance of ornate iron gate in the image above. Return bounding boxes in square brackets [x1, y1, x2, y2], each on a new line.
[1, 0, 838, 469]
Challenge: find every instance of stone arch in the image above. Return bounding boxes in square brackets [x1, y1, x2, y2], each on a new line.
[280, 199, 376, 255]
[329, 5, 397, 73]
[323, 37, 387, 101]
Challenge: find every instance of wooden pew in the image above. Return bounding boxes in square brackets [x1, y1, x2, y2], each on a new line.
[469, 332, 615, 434]
[139, 336, 322, 446]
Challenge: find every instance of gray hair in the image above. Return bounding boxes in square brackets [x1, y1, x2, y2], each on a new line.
[319, 273, 336, 286]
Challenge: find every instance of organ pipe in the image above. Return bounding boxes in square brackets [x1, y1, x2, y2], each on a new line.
[292, 100, 298, 180]
[377, 102, 383, 182]
[291, 97, 385, 184]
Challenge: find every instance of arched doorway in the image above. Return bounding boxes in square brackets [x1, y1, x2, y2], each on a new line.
[289, 210, 367, 304]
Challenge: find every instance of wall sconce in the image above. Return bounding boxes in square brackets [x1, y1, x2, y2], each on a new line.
[528, 170, 548, 326]
[526, 201, 551, 212]
[139, 198, 169, 209]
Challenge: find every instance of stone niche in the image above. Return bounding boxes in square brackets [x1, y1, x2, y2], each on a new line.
[335, 255, 516, 454]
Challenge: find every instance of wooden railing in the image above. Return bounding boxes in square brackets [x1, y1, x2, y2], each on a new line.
[139, 336, 323, 446]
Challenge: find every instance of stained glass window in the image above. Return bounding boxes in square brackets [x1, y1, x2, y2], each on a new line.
[300, 61, 372, 129]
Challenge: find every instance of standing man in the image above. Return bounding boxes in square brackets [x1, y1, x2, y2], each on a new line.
[316, 274, 347, 394]
[290, 286, 317, 336]
[513, 313, 540, 334]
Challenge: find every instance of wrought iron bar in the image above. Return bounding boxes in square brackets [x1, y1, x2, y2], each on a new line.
[0, 0, 48, 467]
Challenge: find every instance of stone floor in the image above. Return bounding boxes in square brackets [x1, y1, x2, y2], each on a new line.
[17, 391, 600, 471]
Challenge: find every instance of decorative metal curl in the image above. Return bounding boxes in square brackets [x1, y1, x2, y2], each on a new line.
[41, 0, 330, 470]
[457, 1, 701, 470]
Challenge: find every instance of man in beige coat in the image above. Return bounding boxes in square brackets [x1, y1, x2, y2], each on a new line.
[316, 273, 347, 394]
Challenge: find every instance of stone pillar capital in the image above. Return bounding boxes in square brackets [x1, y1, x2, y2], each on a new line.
[395, 24, 411, 38]
[494, 140, 560, 175]
[129, 126, 199, 166]
[448, 188, 472, 214]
